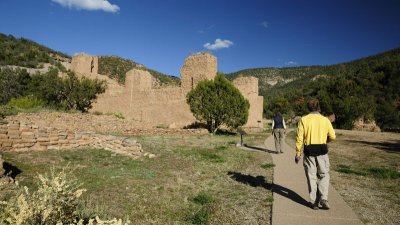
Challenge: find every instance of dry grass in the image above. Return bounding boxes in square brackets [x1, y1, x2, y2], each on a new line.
[286, 130, 400, 225]
[1, 132, 273, 224]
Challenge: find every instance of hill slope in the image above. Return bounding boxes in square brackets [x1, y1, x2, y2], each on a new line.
[98, 56, 180, 86]
[0, 33, 180, 86]
[227, 48, 400, 130]
[0, 33, 70, 70]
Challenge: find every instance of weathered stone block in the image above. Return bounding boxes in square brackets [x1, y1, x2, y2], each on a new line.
[58, 140, 69, 144]
[7, 130, 20, 136]
[49, 141, 59, 145]
[8, 135, 21, 139]
[7, 126, 20, 131]
[13, 143, 26, 148]
[21, 132, 35, 139]
[37, 138, 50, 142]
[1, 142, 12, 147]
[20, 139, 36, 144]
[31, 143, 47, 151]
[39, 142, 50, 146]
[47, 145, 60, 150]
[49, 137, 59, 142]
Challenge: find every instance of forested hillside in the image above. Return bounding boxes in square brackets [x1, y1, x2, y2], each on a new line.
[228, 48, 400, 131]
[0, 33, 69, 69]
[98, 56, 180, 86]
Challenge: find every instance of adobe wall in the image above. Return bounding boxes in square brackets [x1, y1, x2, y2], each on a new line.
[181, 52, 217, 92]
[233, 77, 264, 130]
[71, 54, 98, 75]
[91, 69, 195, 127]
[71, 53, 263, 130]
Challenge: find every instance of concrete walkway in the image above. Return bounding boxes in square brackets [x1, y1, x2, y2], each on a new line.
[264, 135, 364, 225]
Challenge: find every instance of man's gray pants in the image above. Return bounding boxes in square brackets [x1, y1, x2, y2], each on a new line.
[303, 154, 330, 204]
[273, 128, 285, 153]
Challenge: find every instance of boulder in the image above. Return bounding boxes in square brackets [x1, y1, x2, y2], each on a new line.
[352, 117, 381, 132]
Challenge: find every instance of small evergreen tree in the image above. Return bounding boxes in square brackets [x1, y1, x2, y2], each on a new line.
[186, 74, 249, 134]
[26, 69, 106, 112]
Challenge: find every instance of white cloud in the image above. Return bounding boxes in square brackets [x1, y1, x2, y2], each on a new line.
[203, 38, 234, 50]
[285, 61, 298, 66]
[261, 21, 268, 28]
[52, 0, 120, 13]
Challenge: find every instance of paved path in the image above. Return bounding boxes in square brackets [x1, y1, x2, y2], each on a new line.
[263, 135, 364, 225]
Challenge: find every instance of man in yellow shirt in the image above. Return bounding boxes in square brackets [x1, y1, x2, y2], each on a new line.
[295, 98, 336, 210]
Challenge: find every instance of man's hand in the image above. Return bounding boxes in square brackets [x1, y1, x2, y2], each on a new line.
[295, 155, 301, 164]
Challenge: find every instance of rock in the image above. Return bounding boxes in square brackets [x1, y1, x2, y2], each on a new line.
[352, 117, 381, 132]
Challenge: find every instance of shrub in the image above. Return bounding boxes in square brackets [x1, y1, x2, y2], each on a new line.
[26, 69, 106, 112]
[0, 105, 17, 118]
[0, 167, 130, 225]
[7, 96, 45, 110]
[192, 192, 215, 205]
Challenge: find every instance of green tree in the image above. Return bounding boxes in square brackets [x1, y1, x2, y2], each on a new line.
[0, 68, 23, 105]
[26, 69, 106, 112]
[186, 74, 249, 134]
[59, 72, 106, 112]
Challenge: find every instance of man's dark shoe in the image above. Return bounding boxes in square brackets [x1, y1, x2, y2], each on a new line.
[309, 202, 319, 210]
[320, 199, 330, 210]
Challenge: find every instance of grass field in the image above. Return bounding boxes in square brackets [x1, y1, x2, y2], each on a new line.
[1, 132, 272, 224]
[286, 130, 400, 225]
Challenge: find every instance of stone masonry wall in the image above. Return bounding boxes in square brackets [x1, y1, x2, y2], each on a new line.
[72, 52, 263, 129]
[91, 69, 195, 127]
[71, 54, 98, 75]
[0, 116, 142, 159]
[181, 52, 217, 92]
[232, 77, 264, 130]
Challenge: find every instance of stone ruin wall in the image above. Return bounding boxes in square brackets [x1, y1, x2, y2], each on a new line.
[0, 116, 143, 163]
[233, 77, 264, 129]
[71, 53, 263, 130]
[181, 53, 217, 92]
[71, 54, 98, 75]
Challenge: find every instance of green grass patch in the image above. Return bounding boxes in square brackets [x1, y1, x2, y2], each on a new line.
[188, 207, 212, 225]
[191, 192, 215, 205]
[261, 163, 275, 170]
[336, 164, 400, 179]
[215, 146, 228, 151]
[199, 151, 225, 163]
[7, 96, 45, 109]
[2, 133, 273, 224]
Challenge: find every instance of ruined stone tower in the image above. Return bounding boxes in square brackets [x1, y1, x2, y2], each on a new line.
[71, 54, 98, 75]
[181, 52, 217, 92]
[233, 77, 264, 129]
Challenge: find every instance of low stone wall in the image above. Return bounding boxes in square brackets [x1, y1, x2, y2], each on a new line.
[0, 118, 142, 158]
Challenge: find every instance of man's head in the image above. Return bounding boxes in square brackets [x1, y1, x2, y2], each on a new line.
[307, 98, 321, 112]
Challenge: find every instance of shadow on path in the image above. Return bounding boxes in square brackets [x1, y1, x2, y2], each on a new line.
[244, 144, 279, 154]
[272, 183, 309, 207]
[228, 171, 272, 190]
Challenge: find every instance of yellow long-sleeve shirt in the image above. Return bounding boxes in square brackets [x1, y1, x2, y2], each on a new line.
[295, 112, 336, 156]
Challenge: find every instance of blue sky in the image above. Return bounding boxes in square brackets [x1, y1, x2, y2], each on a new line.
[1, 0, 399, 77]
